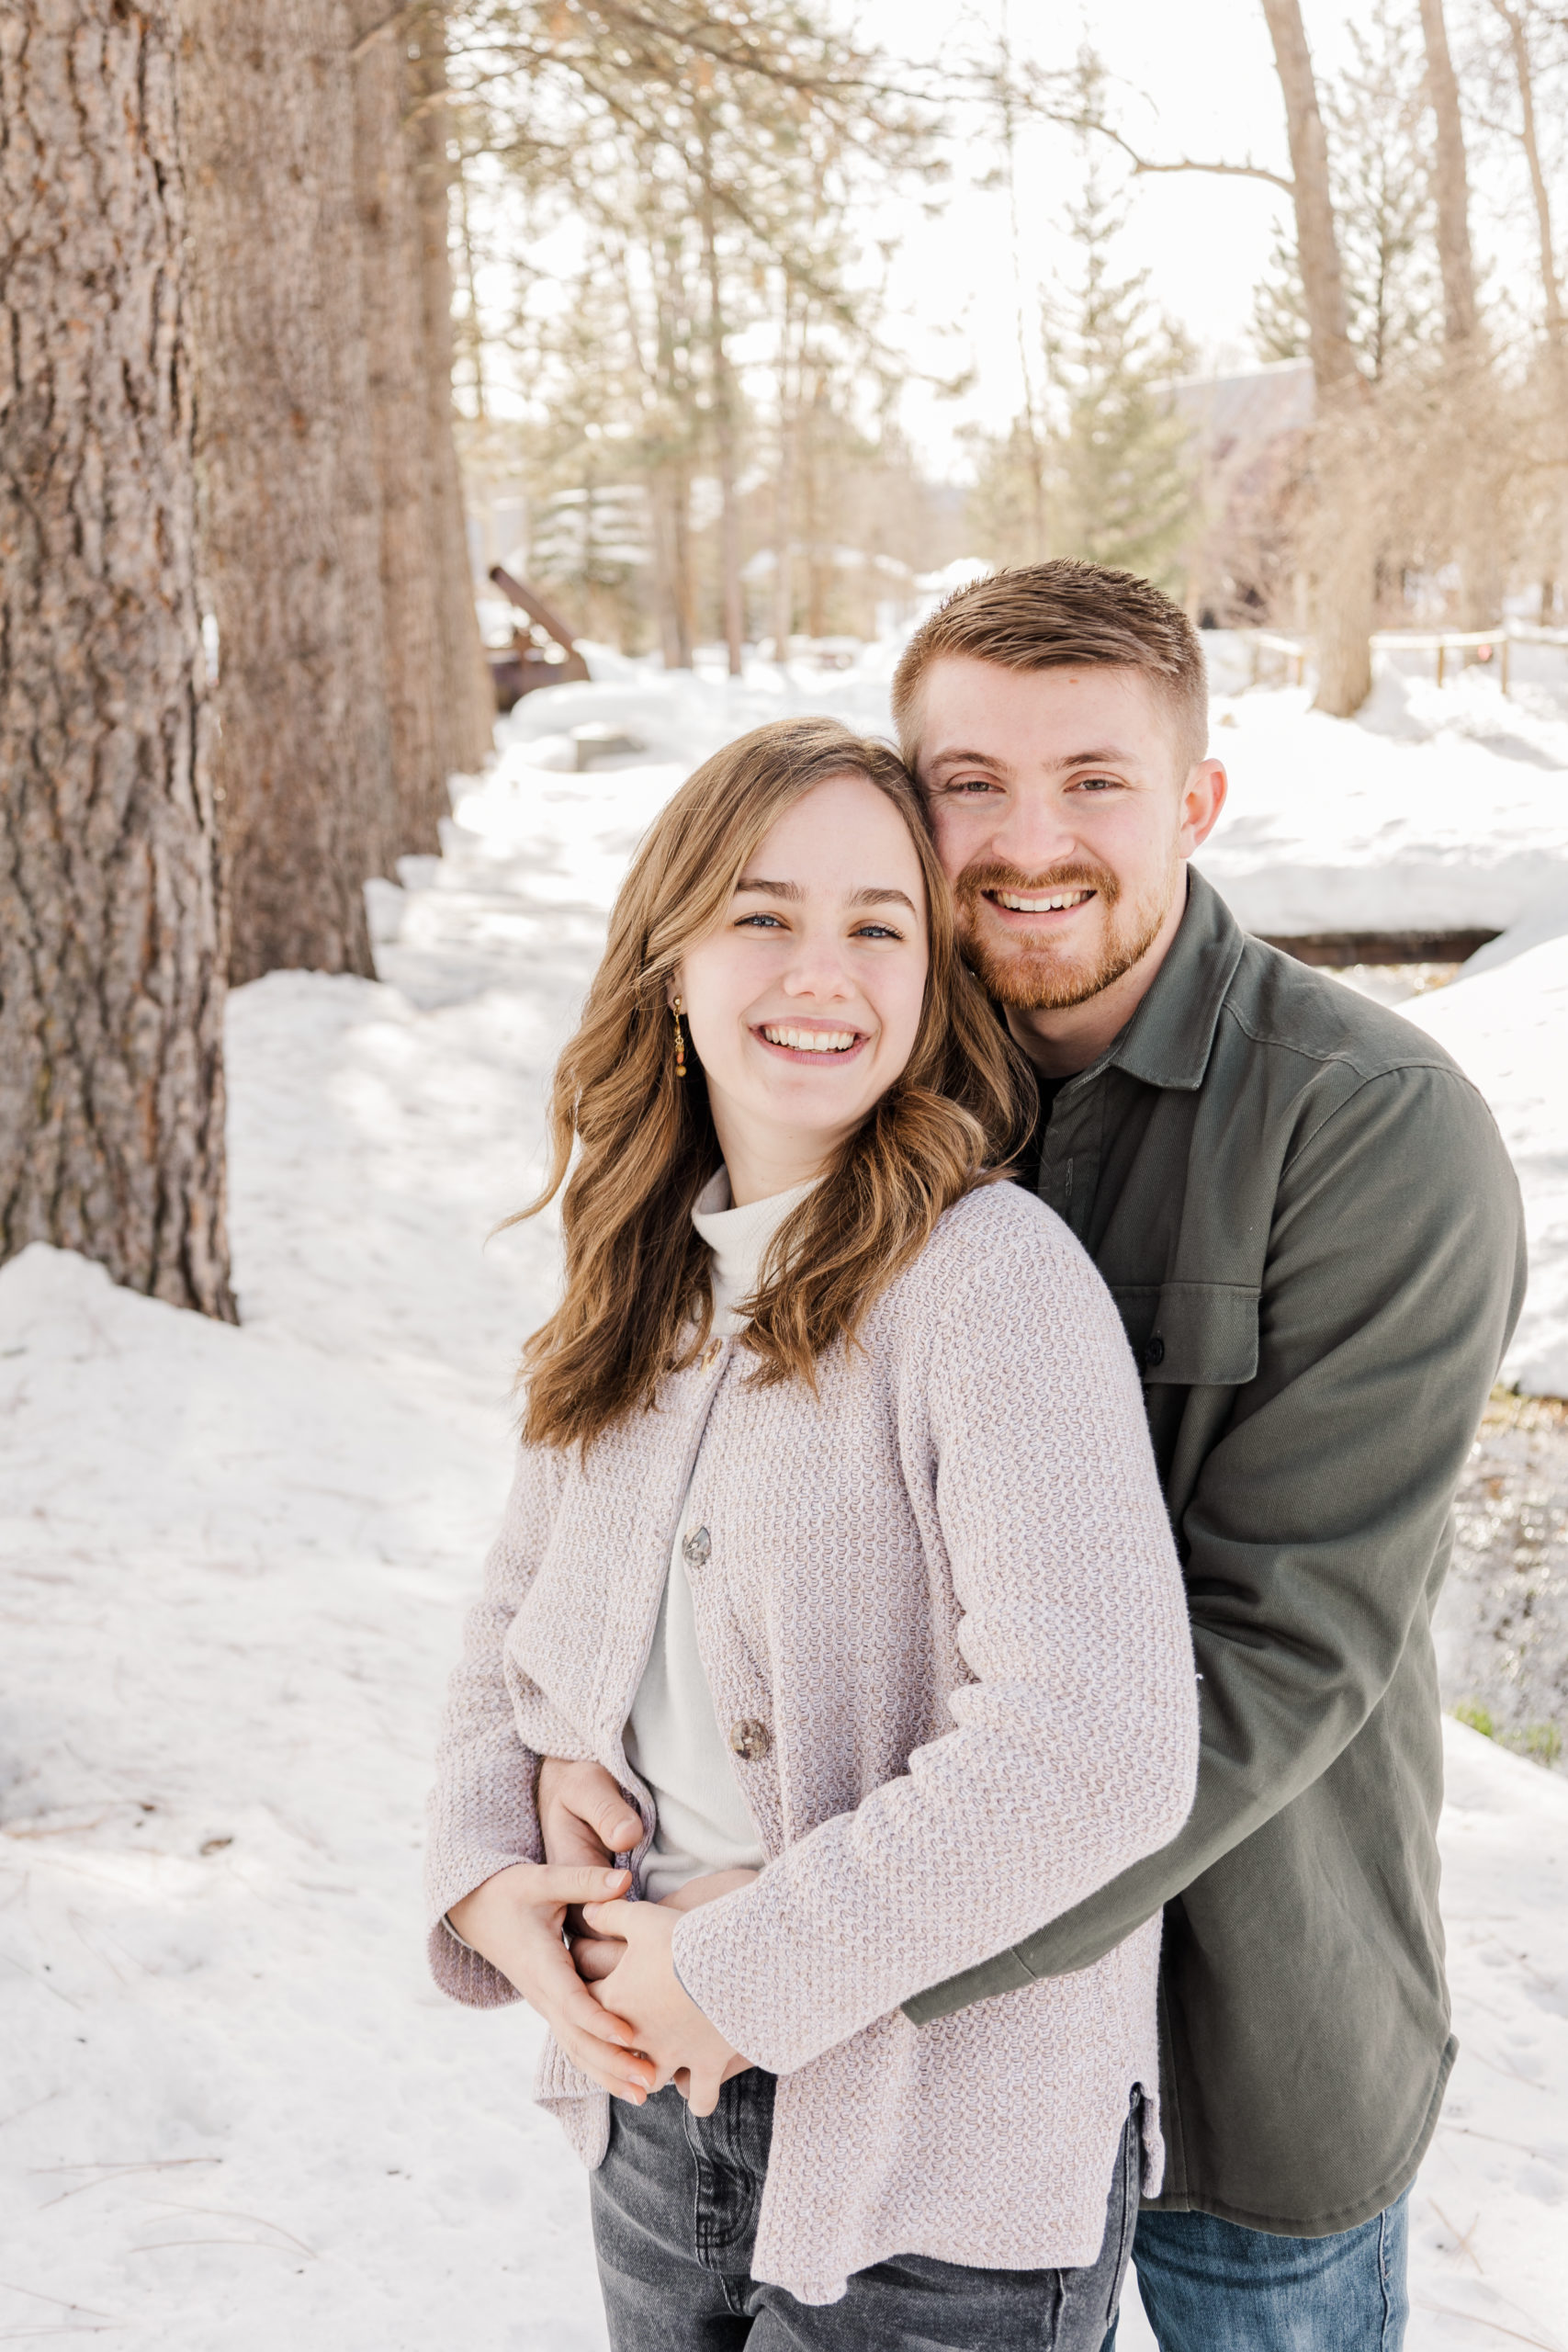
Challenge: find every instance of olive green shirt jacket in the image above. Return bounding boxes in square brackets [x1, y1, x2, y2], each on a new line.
[904, 868, 1528, 2239]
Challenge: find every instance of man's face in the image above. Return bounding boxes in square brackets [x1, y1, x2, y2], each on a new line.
[913, 656, 1223, 1013]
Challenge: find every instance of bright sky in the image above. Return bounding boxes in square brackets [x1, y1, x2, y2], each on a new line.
[850, 0, 1371, 469]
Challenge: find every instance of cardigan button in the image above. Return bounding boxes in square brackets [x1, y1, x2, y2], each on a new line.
[1143, 1334, 1166, 1370]
[728, 1718, 771, 1762]
[682, 1526, 711, 1567]
[700, 1339, 723, 1369]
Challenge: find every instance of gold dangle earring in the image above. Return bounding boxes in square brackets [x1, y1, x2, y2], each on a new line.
[671, 996, 687, 1080]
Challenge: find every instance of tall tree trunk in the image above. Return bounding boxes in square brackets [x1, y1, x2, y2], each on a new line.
[772, 390, 796, 660]
[1419, 0, 1498, 626]
[1490, 0, 1568, 420]
[182, 0, 393, 985]
[1417, 0, 1478, 345]
[408, 7, 496, 778]
[1, 1, 233, 1318]
[352, 0, 446, 855]
[699, 156, 744, 677]
[650, 468, 695, 668]
[1260, 0, 1373, 716]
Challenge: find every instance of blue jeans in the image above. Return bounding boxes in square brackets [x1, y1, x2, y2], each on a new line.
[1104, 2191, 1410, 2351]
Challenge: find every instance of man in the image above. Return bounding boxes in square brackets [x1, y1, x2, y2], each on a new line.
[537, 562, 1526, 2348]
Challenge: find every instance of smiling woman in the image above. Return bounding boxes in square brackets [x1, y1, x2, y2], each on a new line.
[427, 710, 1201, 2346]
[509, 718, 1030, 1447]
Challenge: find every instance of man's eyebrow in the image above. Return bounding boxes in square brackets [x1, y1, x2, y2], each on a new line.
[735, 876, 803, 898]
[926, 742, 1137, 775]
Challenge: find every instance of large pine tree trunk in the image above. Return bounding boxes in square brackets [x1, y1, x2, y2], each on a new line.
[1260, 0, 1375, 717]
[408, 8, 496, 779]
[352, 0, 446, 855]
[1, 1, 234, 1318]
[181, 0, 394, 985]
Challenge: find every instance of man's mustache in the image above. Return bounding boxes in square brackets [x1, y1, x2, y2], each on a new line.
[953, 859, 1122, 911]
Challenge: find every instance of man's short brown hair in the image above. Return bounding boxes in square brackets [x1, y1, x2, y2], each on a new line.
[891, 560, 1208, 771]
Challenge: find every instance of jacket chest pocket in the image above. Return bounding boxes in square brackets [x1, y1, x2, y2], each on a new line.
[1111, 1279, 1259, 1388]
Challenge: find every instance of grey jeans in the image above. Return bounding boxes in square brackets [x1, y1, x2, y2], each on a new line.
[590, 2070, 1144, 2350]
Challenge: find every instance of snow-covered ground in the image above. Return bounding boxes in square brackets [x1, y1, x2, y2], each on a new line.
[5, 656, 1568, 2349]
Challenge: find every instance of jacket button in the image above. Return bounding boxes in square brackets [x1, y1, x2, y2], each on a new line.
[1143, 1334, 1166, 1369]
[682, 1526, 711, 1567]
[728, 1718, 771, 1762]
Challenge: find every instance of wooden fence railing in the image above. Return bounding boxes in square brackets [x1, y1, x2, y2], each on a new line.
[1243, 617, 1568, 695]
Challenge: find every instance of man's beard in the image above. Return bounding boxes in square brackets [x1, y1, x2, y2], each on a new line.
[953, 857, 1176, 1012]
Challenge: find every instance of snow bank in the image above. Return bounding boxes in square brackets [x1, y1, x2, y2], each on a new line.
[1403, 928, 1568, 1397]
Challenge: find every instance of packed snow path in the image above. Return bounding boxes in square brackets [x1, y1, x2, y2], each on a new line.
[3, 689, 1568, 2351]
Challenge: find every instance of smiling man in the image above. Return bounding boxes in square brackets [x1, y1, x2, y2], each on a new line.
[893, 562, 1528, 2351]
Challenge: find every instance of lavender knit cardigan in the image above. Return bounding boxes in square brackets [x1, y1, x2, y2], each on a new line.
[426, 1181, 1198, 2305]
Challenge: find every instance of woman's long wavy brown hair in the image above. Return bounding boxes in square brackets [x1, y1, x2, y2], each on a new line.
[514, 716, 1035, 1449]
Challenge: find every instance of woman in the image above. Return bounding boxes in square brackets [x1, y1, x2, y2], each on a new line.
[427, 717, 1198, 2348]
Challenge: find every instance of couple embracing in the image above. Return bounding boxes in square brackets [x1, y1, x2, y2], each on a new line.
[427, 563, 1525, 2350]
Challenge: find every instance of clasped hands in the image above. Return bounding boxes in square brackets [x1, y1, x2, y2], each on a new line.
[446, 1757, 755, 2116]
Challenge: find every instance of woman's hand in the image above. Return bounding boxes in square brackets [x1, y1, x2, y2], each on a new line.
[580, 1897, 749, 2116]
[447, 1863, 658, 2103]
[572, 1867, 761, 1984]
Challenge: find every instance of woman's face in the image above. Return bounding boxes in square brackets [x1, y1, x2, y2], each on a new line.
[675, 774, 931, 1194]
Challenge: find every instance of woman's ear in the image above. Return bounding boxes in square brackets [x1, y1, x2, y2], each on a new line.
[665, 968, 683, 1012]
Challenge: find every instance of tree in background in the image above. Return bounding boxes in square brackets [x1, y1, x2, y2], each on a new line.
[181, 0, 491, 986]
[1253, 0, 1438, 382]
[966, 165, 1196, 593]
[453, 0, 932, 666]
[1, 1, 232, 1317]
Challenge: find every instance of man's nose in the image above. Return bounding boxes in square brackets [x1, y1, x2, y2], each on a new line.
[987, 789, 1079, 873]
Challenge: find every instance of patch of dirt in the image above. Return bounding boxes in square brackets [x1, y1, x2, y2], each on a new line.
[1438, 1392, 1568, 1771]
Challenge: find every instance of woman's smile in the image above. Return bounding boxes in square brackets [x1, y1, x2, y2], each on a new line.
[752, 1020, 871, 1063]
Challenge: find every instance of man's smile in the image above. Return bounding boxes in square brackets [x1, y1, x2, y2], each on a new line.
[986, 887, 1098, 917]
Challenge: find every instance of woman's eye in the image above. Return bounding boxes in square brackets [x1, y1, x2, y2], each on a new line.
[735, 912, 785, 929]
[852, 922, 901, 941]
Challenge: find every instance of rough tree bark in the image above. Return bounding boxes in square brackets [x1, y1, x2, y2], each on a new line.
[352, 0, 446, 856]
[1418, 0, 1499, 627]
[408, 7, 496, 777]
[1259, 0, 1375, 718]
[0, 1, 234, 1317]
[181, 0, 393, 984]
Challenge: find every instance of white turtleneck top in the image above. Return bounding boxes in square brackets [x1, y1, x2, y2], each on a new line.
[622, 1168, 815, 1901]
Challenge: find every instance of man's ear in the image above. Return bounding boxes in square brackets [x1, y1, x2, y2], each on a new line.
[1179, 759, 1228, 856]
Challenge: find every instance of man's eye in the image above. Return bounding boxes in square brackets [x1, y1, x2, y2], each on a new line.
[950, 777, 999, 795]
[1071, 775, 1121, 792]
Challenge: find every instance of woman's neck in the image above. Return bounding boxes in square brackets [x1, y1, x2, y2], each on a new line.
[711, 1134, 832, 1209]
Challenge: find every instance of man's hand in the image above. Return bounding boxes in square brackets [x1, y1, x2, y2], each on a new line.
[537, 1756, 643, 1871]
[447, 1862, 657, 2103]
[573, 1867, 761, 1984]
[580, 1897, 750, 2116]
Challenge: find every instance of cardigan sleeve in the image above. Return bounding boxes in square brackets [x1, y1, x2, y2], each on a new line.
[424, 1440, 565, 2007]
[670, 1203, 1200, 2074]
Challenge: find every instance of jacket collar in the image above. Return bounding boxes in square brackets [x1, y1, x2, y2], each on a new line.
[1074, 867, 1247, 1097]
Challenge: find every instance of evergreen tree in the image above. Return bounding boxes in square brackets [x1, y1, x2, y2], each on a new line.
[1046, 170, 1197, 587]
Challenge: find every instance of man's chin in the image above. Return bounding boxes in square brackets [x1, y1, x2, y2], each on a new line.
[963, 916, 1164, 1013]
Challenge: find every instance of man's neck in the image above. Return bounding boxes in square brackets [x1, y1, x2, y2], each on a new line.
[1004, 874, 1189, 1082]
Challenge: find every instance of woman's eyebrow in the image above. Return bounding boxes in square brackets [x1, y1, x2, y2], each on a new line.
[735, 876, 803, 899]
[850, 887, 919, 913]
